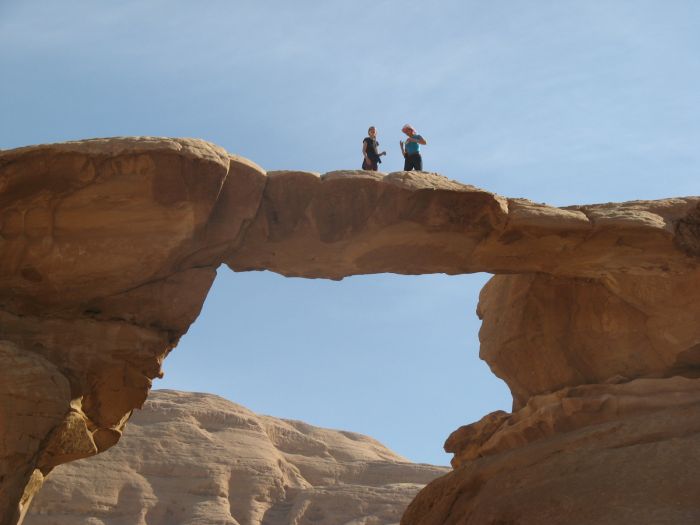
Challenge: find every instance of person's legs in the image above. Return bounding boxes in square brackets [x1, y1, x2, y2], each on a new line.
[362, 159, 378, 171]
[414, 154, 422, 171]
[405, 154, 422, 171]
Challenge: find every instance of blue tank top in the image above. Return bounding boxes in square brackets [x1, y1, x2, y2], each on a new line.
[405, 135, 422, 155]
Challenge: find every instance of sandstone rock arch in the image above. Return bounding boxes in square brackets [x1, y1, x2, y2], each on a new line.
[1, 138, 699, 524]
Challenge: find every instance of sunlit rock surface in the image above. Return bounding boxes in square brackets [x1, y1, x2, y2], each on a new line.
[2, 137, 700, 524]
[403, 389, 700, 525]
[25, 390, 447, 525]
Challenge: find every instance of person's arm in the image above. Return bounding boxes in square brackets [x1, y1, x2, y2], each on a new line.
[376, 140, 386, 157]
[407, 135, 427, 145]
[399, 140, 406, 157]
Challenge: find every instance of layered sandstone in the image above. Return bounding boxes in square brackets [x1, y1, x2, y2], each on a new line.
[1, 137, 699, 524]
[0, 138, 264, 525]
[403, 386, 700, 524]
[25, 390, 447, 525]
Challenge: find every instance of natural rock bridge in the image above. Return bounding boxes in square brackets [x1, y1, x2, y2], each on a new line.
[2, 137, 700, 524]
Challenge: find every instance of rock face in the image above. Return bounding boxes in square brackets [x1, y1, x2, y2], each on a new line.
[1, 137, 700, 524]
[0, 139, 265, 524]
[25, 390, 447, 525]
[403, 383, 700, 525]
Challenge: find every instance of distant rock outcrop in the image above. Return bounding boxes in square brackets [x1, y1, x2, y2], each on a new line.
[25, 390, 446, 525]
[2, 137, 700, 524]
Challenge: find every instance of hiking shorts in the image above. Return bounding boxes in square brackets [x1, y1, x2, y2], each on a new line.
[404, 153, 422, 171]
[362, 158, 379, 171]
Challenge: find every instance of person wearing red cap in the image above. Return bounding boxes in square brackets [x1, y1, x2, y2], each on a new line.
[399, 124, 427, 171]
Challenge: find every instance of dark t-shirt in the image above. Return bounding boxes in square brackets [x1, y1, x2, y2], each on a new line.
[363, 137, 381, 163]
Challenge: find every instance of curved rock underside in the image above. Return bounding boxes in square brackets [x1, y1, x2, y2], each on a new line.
[1, 137, 699, 524]
[26, 390, 447, 525]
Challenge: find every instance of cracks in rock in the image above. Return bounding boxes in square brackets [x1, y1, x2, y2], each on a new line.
[235, 172, 269, 248]
[674, 202, 700, 257]
[597, 275, 673, 371]
[566, 205, 596, 227]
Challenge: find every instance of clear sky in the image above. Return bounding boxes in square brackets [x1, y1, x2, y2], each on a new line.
[2, 1, 699, 465]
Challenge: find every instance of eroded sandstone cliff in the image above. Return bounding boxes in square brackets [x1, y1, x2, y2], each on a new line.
[25, 390, 447, 525]
[1, 137, 699, 524]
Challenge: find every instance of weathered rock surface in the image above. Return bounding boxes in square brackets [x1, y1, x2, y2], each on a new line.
[2, 137, 700, 524]
[228, 172, 699, 279]
[25, 390, 446, 525]
[478, 270, 700, 408]
[0, 138, 268, 524]
[403, 388, 700, 525]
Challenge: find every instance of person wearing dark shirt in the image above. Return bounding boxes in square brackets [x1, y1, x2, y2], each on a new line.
[399, 124, 427, 171]
[362, 126, 386, 171]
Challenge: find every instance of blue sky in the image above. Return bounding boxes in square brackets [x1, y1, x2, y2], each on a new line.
[2, 1, 699, 465]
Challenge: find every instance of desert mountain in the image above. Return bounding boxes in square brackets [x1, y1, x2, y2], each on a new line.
[25, 390, 448, 525]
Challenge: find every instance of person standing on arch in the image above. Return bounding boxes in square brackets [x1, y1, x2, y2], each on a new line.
[399, 124, 427, 171]
[362, 126, 386, 171]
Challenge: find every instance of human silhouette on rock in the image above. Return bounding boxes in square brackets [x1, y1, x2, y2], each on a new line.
[399, 124, 427, 171]
[362, 126, 386, 171]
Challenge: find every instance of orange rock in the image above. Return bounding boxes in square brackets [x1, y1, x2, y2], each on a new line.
[478, 271, 700, 408]
[2, 137, 700, 524]
[404, 384, 700, 524]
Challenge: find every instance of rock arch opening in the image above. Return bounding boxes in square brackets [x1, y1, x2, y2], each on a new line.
[157, 267, 509, 465]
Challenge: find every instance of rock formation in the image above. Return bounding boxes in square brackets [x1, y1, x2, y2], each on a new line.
[1, 137, 699, 524]
[25, 390, 447, 525]
[402, 378, 700, 524]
